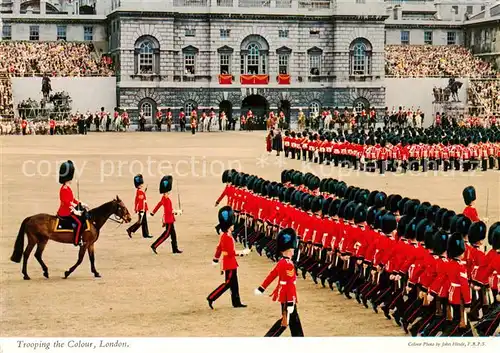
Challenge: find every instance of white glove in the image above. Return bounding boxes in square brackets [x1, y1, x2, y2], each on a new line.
[81, 203, 89, 209]
[287, 304, 295, 314]
[496, 294, 500, 302]
[73, 210, 82, 216]
[483, 217, 489, 223]
[427, 294, 434, 303]
[212, 260, 219, 266]
[242, 248, 251, 255]
[174, 209, 183, 216]
[254, 288, 263, 296]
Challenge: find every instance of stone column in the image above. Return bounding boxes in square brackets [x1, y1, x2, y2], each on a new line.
[40, 0, 46, 15]
[13, 0, 21, 14]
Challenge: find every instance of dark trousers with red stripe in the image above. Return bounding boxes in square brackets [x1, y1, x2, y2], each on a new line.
[70, 214, 83, 246]
[207, 269, 242, 307]
[127, 212, 150, 238]
[265, 304, 304, 337]
[151, 223, 179, 252]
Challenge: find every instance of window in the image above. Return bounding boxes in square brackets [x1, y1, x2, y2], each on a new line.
[447, 31, 456, 45]
[185, 102, 196, 116]
[384, 31, 387, 45]
[309, 55, 321, 75]
[141, 102, 153, 119]
[240, 35, 269, 75]
[400, 31, 410, 45]
[220, 53, 231, 74]
[139, 41, 154, 74]
[2, 25, 11, 40]
[220, 29, 230, 39]
[184, 53, 196, 74]
[309, 29, 320, 38]
[29, 25, 39, 41]
[356, 0, 365, 3]
[134, 36, 160, 75]
[278, 54, 289, 75]
[424, 31, 433, 45]
[466, 6, 473, 14]
[185, 28, 196, 37]
[84, 26, 93, 41]
[452, 6, 458, 15]
[393, 8, 398, 20]
[481, 5, 485, 11]
[309, 101, 320, 118]
[57, 26, 67, 41]
[278, 29, 288, 38]
[349, 38, 372, 76]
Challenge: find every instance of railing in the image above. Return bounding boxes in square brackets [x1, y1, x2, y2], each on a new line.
[299, 0, 332, 9]
[276, 0, 293, 7]
[173, 0, 208, 6]
[217, 0, 233, 5]
[238, 0, 270, 7]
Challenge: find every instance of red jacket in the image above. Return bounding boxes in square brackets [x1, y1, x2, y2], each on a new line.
[447, 259, 472, 306]
[429, 256, 451, 298]
[152, 195, 175, 224]
[469, 245, 488, 286]
[259, 257, 297, 304]
[57, 184, 78, 217]
[463, 206, 479, 222]
[214, 232, 238, 270]
[216, 184, 234, 208]
[134, 189, 148, 212]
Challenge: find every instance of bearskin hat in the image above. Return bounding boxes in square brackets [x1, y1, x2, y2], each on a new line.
[260, 180, 270, 197]
[404, 200, 418, 218]
[415, 203, 429, 220]
[319, 178, 329, 193]
[134, 174, 144, 188]
[267, 182, 278, 198]
[344, 201, 357, 221]
[387, 194, 402, 213]
[405, 218, 419, 240]
[433, 230, 449, 255]
[424, 226, 435, 250]
[456, 216, 472, 236]
[159, 175, 173, 194]
[276, 228, 298, 255]
[354, 204, 368, 224]
[328, 199, 342, 218]
[447, 232, 466, 259]
[426, 205, 440, 224]
[280, 170, 289, 184]
[278, 185, 286, 203]
[462, 186, 476, 206]
[308, 175, 321, 191]
[468, 221, 487, 244]
[311, 195, 324, 213]
[338, 199, 350, 219]
[336, 182, 348, 198]
[218, 206, 235, 232]
[284, 187, 295, 204]
[356, 189, 370, 205]
[397, 215, 410, 238]
[374, 192, 387, 209]
[397, 197, 410, 215]
[416, 219, 432, 243]
[366, 206, 378, 227]
[367, 190, 379, 207]
[381, 213, 397, 235]
[301, 194, 313, 212]
[292, 171, 304, 186]
[322, 197, 333, 216]
[327, 179, 338, 195]
[488, 222, 500, 250]
[449, 213, 462, 233]
[222, 169, 232, 184]
[59, 160, 75, 184]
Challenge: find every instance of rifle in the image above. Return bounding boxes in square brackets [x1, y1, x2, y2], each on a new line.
[176, 182, 182, 212]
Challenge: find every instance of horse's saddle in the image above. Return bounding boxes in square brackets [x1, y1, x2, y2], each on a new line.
[54, 216, 90, 233]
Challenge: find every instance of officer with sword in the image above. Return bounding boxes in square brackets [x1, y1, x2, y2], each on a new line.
[127, 174, 153, 238]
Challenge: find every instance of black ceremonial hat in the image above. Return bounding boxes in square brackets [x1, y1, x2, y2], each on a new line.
[59, 160, 75, 184]
[447, 232, 466, 259]
[218, 206, 235, 232]
[159, 175, 173, 193]
[134, 174, 144, 188]
[277, 228, 298, 255]
[468, 221, 487, 244]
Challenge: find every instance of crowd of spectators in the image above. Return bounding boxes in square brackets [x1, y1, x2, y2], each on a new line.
[385, 45, 497, 78]
[0, 41, 114, 117]
[468, 78, 500, 116]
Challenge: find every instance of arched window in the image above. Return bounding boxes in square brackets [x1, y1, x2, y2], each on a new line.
[185, 101, 197, 116]
[139, 41, 154, 74]
[134, 36, 160, 75]
[240, 35, 269, 75]
[350, 38, 372, 76]
[309, 101, 321, 118]
[141, 101, 153, 118]
[353, 98, 370, 111]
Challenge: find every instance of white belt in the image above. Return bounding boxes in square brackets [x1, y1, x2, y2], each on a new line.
[450, 283, 460, 287]
[279, 281, 296, 285]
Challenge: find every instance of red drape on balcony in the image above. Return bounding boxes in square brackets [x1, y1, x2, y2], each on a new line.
[218, 74, 233, 84]
[240, 74, 269, 85]
[277, 74, 291, 84]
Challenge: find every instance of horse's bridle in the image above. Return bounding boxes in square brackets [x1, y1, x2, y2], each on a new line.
[109, 201, 128, 225]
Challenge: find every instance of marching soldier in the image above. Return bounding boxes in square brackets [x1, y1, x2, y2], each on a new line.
[190, 112, 197, 135]
[155, 109, 163, 131]
[462, 186, 480, 222]
[255, 228, 304, 337]
[165, 108, 172, 132]
[179, 108, 186, 132]
[207, 206, 250, 309]
[126, 174, 152, 239]
[49, 118, 56, 135]
[150, 175, 183, 254]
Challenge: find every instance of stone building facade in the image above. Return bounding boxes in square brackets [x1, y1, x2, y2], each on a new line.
[110, 0, 388, 124]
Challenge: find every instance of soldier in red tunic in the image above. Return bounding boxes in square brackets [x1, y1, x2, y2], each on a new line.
[207, 206, 250, 309]
[126, 174, 152, 238]
[57, 160, 88, 246]
[49, 118, 56, 135]
[150, 176, 183, 254]
[215, 170, 236, 234]
[21, 118, 27, 135]
[255, 228, 304, 337]
[462, 186, 480, 222]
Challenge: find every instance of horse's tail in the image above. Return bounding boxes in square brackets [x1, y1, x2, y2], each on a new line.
[11, 217, 29, 263]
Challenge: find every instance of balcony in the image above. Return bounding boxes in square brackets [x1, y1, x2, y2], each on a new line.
[308, 75, 335, 83]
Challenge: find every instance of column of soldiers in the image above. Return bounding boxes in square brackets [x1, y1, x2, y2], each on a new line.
[0, 117, 77, 135]
[215, 169, 499, 337]
[154, 108, 235, 132]
[280, 125, 500, 173]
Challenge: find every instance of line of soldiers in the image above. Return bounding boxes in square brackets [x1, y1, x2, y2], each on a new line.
[1, 118, 74, 135]
[281, 125, 500, 173]
[215, 169, 500, 336]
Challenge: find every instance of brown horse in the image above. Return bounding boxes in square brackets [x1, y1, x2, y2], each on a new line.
[10, 196, 132, 280]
